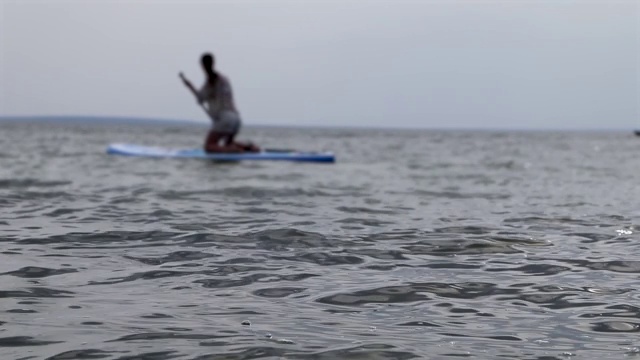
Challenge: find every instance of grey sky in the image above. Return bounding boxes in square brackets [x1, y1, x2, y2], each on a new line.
[1, 0, 638, 129]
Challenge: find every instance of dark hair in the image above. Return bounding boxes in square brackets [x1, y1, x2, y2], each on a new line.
[201, 53, 218, 87]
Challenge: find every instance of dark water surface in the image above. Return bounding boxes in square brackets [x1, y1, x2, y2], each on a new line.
[1, 121, 640, 359]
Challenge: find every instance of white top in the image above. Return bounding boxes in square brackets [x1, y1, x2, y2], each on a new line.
[197, 73, 239, 120]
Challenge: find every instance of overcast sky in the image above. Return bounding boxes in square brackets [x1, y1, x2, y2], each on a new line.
[1, 0, 638, 129]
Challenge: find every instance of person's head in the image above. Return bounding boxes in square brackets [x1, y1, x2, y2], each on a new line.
[201, 53, 215, 74]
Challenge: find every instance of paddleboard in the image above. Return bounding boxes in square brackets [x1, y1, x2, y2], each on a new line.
[106, 143, 335, 163]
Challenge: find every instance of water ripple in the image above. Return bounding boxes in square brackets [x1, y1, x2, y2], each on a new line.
[0, 336, 63, 347]
[0, 178, 71, 188]
[2, 266, 78, 278]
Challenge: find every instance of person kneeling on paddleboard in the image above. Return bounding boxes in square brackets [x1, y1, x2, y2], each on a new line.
[179, 53, 259, 153]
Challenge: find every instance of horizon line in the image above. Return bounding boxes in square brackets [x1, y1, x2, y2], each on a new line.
[0, 114, 637, 133]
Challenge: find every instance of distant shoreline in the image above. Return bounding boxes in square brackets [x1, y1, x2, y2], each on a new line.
[0, 115, 208, 127]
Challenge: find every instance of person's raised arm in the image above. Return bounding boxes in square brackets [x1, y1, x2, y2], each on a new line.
[179, 72, 202, 103]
